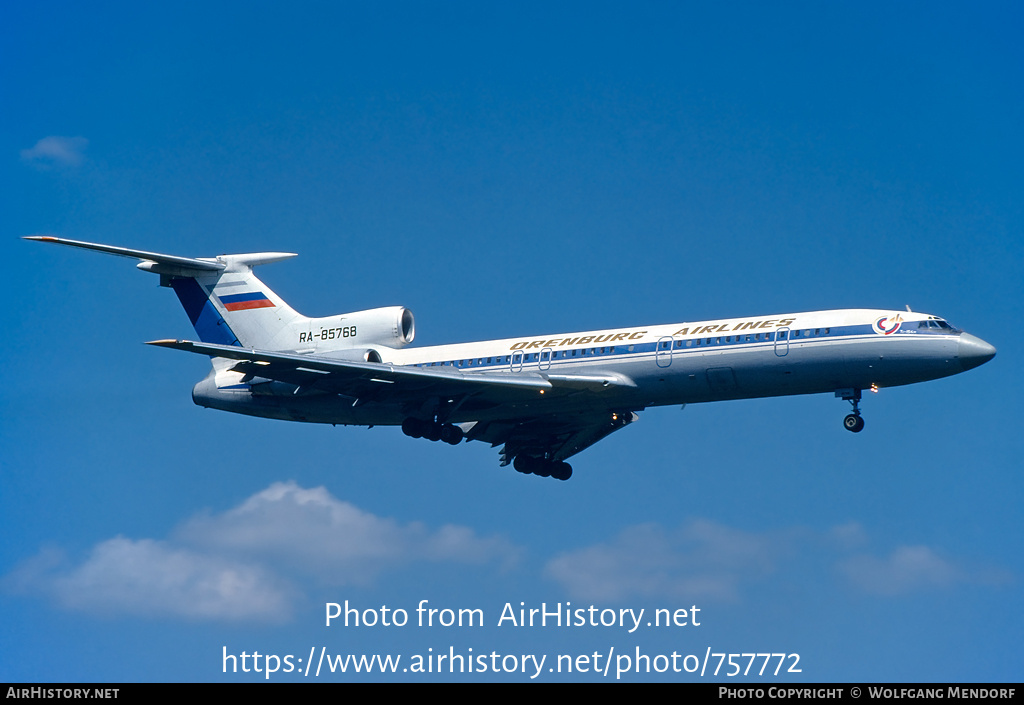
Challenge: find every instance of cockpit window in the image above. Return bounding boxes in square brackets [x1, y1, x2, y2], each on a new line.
[918, 318, 959, 332]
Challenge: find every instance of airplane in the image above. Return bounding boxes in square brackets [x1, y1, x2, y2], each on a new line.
[26, 236, 996, 481]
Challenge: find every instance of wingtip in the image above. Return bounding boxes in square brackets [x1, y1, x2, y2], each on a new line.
[23, 235, 57, 242]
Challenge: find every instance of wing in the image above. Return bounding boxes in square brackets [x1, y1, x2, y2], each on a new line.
[463, 409, 640, 466]
[147, 340, 639, 465]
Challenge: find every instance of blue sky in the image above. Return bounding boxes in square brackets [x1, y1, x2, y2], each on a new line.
[2, 0, 1021, 682]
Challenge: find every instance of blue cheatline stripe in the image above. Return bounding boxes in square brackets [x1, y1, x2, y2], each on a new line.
[409, 323, 955, 371]
[170, 279, 242, 347]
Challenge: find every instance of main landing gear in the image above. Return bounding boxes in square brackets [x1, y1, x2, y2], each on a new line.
[513, 455, 573, 481]
[401, 417, 464, 445]
[402, 417, 572, 480]
[837, 388, 865, 433]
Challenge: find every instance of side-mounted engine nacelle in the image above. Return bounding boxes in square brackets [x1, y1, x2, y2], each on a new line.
[321, 347, 384, 364]
[303, 306, 415, 351]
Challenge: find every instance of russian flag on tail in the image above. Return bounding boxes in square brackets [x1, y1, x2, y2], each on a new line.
[219, 291, 276, 311]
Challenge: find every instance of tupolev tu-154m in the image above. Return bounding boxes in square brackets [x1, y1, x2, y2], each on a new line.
[27, 236, 996, 481]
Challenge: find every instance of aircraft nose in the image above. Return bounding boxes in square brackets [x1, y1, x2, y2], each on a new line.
[958, 333, 996, 371]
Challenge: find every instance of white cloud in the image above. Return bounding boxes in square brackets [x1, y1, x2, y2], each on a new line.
[20, 136, 88, 169]
[545, 520, 786, 602]
[6, 487, 1004, 621]
[5, 540, 293, 622]
[545, 519, 1000, 602]
[175, 481, 522, 584]
[4, 482, 521, 621]
[837, 545, 959, 596]
[827, 521, 869, 550]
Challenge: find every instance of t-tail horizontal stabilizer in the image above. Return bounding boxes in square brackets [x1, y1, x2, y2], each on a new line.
[23, 236, 297, 273]
[25, 236, 303, 350]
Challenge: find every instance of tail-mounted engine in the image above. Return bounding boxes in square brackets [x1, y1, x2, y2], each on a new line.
[302, 306, 415, 351]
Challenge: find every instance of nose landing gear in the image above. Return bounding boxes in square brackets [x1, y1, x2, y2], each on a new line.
[836, 388, 865, 433]
[843, 413, 865, 433]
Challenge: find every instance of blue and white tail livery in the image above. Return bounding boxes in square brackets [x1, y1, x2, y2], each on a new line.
[26, 236, 996, 481]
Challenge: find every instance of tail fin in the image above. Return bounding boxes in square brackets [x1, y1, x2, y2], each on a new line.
[25, 237, 306, 350]
[164, 255, 307, 350]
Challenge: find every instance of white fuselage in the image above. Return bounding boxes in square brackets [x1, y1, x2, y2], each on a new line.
[195, 308, 984, 426]
[27, 237, 997, 475]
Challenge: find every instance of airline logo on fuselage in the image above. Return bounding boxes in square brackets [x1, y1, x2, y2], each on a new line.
[672, 318, 795, 337]
[508, 318, 796, 351]
[509, 330, 647, 351]
[873, 314, 903, 335]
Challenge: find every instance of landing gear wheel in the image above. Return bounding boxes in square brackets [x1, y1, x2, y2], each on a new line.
[513, 455, 534, 474]
[511, 456, 572, 480]
[844, 414, 865, 433]
[838, 388, 865, 434]
[401, 417, 425, 438]
[440, 424, 464, 445]
[551, 462, 573, 481]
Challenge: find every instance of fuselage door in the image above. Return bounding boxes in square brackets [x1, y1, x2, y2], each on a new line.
[510, 351, 524, 373]
[539, 347, 553, 371]
[774, 327, 790, 357]
[656, 336, 674, 368]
